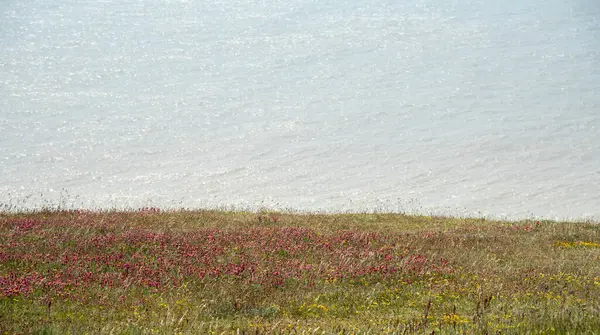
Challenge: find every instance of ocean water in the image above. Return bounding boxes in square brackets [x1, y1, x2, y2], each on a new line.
[1, 0, 599, 220]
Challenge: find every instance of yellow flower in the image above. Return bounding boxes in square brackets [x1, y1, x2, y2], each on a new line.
[441, 313, 469, 325]
[554, 240, 600, 248]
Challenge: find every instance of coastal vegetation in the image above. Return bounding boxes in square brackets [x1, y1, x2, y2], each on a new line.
[1, 208, 599, 334]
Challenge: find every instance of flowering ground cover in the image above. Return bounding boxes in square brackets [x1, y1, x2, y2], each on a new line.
[1, 209, 599, 334]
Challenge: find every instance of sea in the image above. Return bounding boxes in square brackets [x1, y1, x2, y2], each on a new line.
[1, 0, 599, 220]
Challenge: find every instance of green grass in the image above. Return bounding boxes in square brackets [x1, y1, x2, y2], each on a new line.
[1, 209, 599, 334]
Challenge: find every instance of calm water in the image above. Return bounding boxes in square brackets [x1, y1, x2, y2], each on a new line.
[1, 0, 599, 220]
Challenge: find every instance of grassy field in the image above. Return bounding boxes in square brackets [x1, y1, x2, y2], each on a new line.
[1, 208, 599, 334]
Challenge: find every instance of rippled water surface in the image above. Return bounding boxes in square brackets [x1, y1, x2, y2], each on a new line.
[1, 0, 599, 219]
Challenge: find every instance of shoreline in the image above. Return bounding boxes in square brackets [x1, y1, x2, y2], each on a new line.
[1, 205, 598, 224]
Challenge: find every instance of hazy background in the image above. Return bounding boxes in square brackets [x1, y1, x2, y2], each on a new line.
[1, 0, 599, 220]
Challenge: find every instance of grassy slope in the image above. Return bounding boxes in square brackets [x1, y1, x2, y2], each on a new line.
[1, 209, 599, 334]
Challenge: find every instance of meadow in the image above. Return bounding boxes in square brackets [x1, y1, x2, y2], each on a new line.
[1, 208, 599, 334]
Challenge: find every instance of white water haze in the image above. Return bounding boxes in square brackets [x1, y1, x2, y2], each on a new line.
[1, 0, 599, 220]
